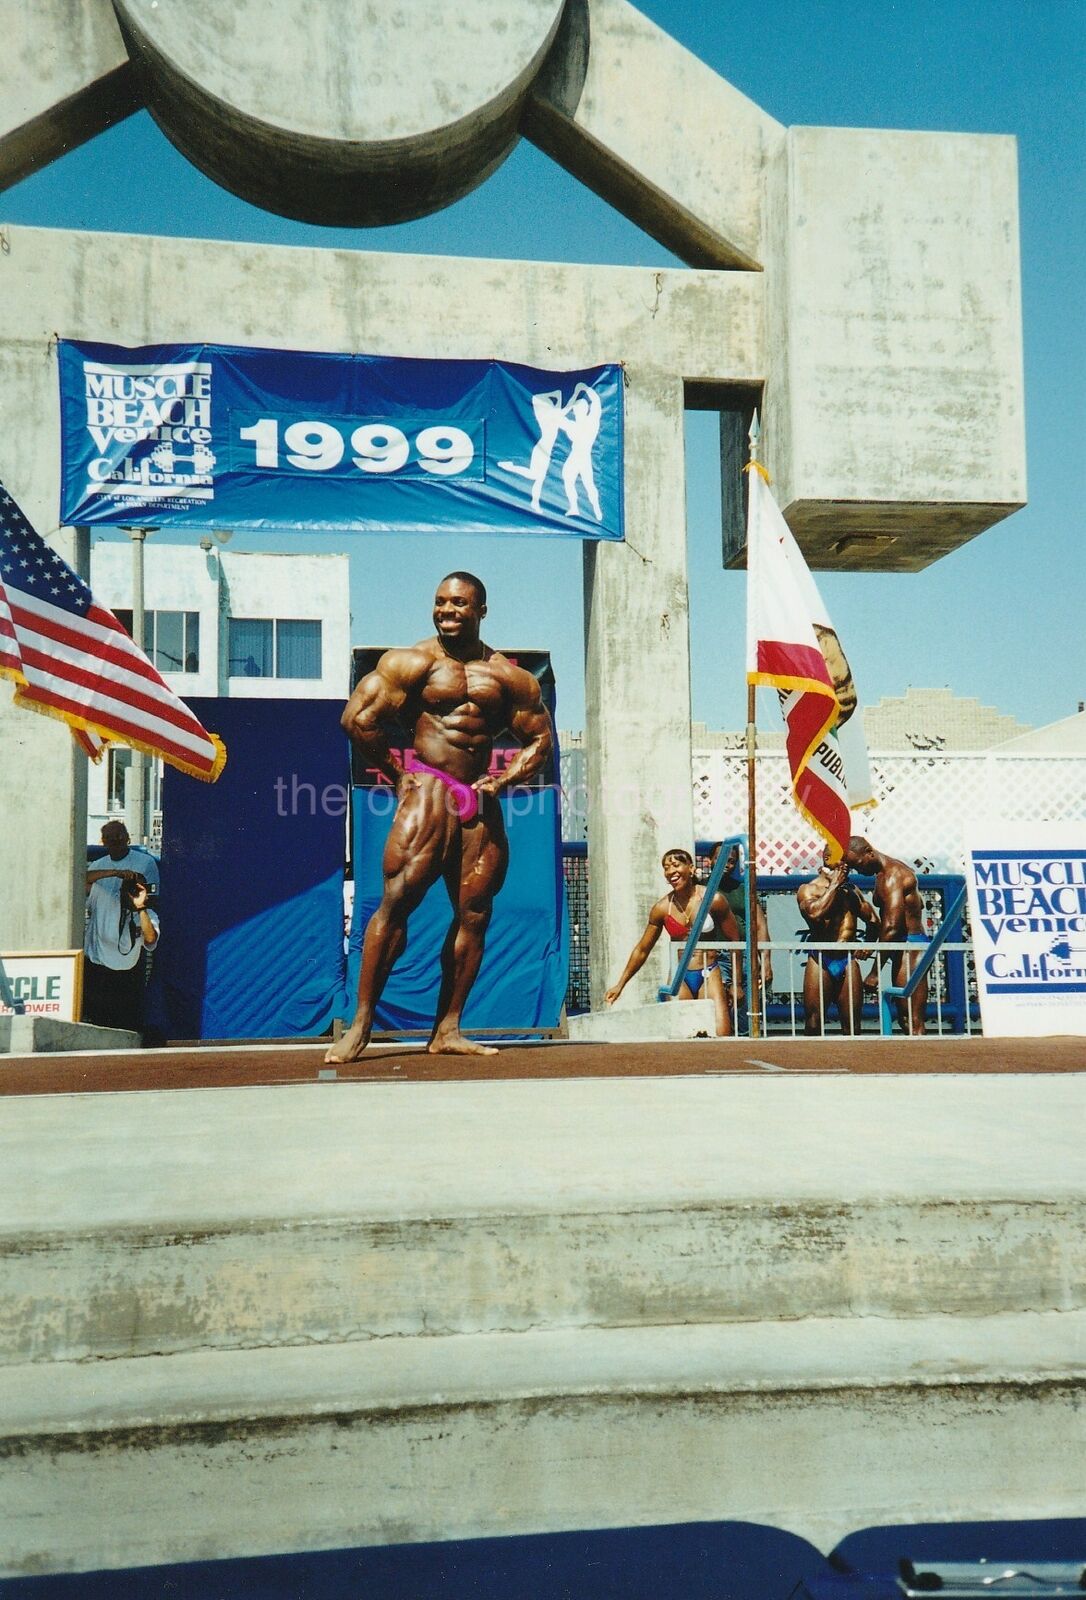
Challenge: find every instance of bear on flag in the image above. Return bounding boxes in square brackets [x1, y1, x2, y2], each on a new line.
[745, 460, 873, 862]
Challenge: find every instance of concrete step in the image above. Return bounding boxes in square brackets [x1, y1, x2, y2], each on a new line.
[567, 998, 720, 1041]
[2, 1076, 1083, 1364]
[1, 1310, 1082, 1576]
[4, 1191, 1082, 1365]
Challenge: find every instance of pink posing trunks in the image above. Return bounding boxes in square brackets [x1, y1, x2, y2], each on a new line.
[411, 761, 481, 822]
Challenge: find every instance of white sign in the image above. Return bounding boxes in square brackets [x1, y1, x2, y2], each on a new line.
[82, 360, 215, 504]
[0, 951, 84, 1022]
[965, 825, 1086, 1037]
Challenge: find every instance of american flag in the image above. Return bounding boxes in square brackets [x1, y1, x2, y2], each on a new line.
[0, 480, 225, 781]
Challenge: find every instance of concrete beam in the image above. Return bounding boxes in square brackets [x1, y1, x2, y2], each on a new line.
[525, 0, 783, 270]
[0, 0, 135, 189]
[0, 225, 760, 951]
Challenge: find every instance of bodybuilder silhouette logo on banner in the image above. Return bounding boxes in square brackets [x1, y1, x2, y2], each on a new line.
[500, 382, 603, 522]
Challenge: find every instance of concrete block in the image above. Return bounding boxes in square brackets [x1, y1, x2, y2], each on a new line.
[567, 998, 718, 1041]
[1, 1076, 1082, 1366]
[1, 1076, 1081, 1569]
[1, 1016, 139, 1056]
[3, 1189, 1080, 1369]
[759, 127, 1026, 571]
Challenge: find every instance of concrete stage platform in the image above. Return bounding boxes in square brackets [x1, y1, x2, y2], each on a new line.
[0, 1032, 1082, 1096]
[0, 1041, 1083, 1576]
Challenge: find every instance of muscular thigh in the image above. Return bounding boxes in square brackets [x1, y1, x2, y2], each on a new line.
[704, 964, 726, 1001]
[448, 796, 509, 911]
[383, 780, 457, 899]
[892, 947, 919, 987]
[804, 957, 833, 1005]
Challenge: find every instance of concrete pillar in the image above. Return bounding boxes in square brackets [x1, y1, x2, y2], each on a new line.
[0, 523, 88, 953]
[584, 371, 693, 1007]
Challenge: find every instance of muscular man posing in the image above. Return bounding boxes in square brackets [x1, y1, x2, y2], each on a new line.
[327, 573, 552, 1063]
[844, 836, 929, 1035]
[796, 848, 877, 1035]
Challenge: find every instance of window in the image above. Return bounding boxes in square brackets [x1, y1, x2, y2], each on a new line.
[115, 609, 200, 674]
[106, 748, 162, 813]
[107, 747, 129, 811]
[228, 617, 273, 678]
[276, 620, 322, 679]
[228, 618, 322, 679]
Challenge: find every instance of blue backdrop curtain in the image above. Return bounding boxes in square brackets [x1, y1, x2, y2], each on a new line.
[149, 698, 347, 1039]
[346, 786, 568, 1034]
[148, 668, 567, 1039]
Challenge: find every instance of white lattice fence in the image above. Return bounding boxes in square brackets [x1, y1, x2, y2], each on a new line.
[565, 748, 1086, 872]
[694, 751, 1086, 874]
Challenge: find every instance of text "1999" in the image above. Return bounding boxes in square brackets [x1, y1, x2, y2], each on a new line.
[237, 417, 476, 476]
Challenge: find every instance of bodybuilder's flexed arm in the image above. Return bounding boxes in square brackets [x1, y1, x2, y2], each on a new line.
[341, 647, 430, 787]
[473, 664, 553, 797]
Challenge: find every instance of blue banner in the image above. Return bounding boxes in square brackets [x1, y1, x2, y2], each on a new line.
[57, 341, 624, 540]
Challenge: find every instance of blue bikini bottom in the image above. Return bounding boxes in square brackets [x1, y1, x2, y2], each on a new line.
[682, 958, 727, 997]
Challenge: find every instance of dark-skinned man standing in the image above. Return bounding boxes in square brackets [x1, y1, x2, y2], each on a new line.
[844, 836, 930, 1035]
[796, 847, 877, 1035]
[328, 573, 553, 1063]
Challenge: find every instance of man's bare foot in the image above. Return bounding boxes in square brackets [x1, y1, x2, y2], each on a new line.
[324, 1019, 371, 1063]
[427, 1030, 499, 1057]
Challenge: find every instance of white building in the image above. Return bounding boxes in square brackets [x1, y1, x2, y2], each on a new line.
[87, 540, 351, 843]
[992, 709, 1086, 754]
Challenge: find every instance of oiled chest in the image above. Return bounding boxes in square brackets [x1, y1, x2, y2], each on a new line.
[421, 656, 507, 720]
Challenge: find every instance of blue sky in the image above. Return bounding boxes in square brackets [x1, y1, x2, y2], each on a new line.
[3, 0, 1083, 734]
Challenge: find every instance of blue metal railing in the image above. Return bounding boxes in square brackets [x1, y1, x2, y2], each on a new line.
[875, 883, 968, 1036]
[560, 844, 976, 1034]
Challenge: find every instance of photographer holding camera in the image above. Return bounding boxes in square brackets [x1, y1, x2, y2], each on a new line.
[83, 820, 160, 1037]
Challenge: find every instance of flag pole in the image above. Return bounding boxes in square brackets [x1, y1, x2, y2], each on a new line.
[126, 527, 149, 848]
[745, 411, 761, 1040]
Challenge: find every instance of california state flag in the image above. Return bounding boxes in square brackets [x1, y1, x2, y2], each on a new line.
[745, 463, 874, 862]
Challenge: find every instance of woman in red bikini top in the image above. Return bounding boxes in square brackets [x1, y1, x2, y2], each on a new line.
[603, 847, 741, 1037]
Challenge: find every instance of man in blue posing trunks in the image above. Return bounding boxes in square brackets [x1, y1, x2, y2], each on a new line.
[844, 836, 930, 1036]
[327, 573, 552, 1063]
[796, 848, 877, 1035]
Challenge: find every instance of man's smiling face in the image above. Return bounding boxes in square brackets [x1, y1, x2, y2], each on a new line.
[433, 577, 485, 644]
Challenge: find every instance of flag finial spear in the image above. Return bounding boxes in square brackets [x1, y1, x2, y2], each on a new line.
[748, 409, 761, 464]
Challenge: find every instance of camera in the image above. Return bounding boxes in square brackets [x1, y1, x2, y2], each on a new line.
[120, 874, 150, 909]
